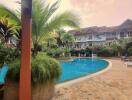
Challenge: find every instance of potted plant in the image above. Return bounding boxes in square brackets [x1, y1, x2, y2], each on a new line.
[4, 52, 61, 100]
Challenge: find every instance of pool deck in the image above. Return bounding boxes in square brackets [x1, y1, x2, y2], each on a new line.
[52, 58, 132, 100]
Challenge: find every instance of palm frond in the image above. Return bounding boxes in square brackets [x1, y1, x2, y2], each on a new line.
[37, 11, 80, 43]
[32, 0, 59, 40]
[32, 0, 80, 52]
[0, 4, 21, 25]
[45, 11, 80, 31]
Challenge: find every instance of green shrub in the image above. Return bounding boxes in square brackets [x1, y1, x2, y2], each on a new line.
[92, 46, 102, 54]
[70, 46, 117, 57]
[85, 47, 92, 56]
[127, 47, 132, 56]
[126, 42, 132, 56]
[64, 48, 71, 57]
[71, 48, 92, 57]
[64, 48, 70, 54]
[70, 49, 80, 56]
[97, 47, 115, 57]
[0, 44, 20, 67]
[8, 52, 61, 85]
[47, 48, 64, 58]
[8, 58, 20, 81]
[80, 49, 85, 54]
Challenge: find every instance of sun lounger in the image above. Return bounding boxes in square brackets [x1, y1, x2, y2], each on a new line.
[0, 64, 9, 85]
[126, 62, 132, 67]
[121, 56, 132, 62]
[0, 64, 9, 100]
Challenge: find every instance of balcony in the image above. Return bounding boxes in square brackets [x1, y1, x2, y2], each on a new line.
[75, 35, 106, 42]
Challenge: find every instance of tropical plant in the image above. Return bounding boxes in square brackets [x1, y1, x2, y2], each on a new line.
[47, 48, 64, 58]
[45, 32, 57, 48]
[114, 38, 132, 56]
[0, 4, 21, 69]
[56, 30, 66, 47]
[0, 18, 18, 45]
[110, 42, 122, 56]
[0, 0, 62, 84]
[8, 52, 61, 84]
[62, 32, 75, 48]
[96, 47, 114, 57]
[0, 4, 21, 47]
[125, 42, 132, 56]
[0, 43, 20, 67]
[32, 0, 80, 55]
[0, 0, 80, 54]
[0, 4, 20, 25]
[63, 47, 71, 57]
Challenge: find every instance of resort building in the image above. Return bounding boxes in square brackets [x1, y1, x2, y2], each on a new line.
[69, 19, 132, 48]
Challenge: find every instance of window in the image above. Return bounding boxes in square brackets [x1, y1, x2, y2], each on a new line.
[89, 35, 92, 39]
[112, 32, 116, 35]
[128, 31, 132, 37]
[120, 32, 125, 37]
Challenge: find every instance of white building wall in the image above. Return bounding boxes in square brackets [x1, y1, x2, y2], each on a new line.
[74, 30, 132, 48]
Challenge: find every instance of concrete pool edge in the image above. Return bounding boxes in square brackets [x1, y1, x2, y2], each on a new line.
[55, 59, 112, 88]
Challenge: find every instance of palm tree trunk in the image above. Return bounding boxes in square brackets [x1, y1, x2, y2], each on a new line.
[19, 0, 32, 100]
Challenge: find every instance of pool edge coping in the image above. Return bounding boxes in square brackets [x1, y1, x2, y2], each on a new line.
[55, 59, 112, 89]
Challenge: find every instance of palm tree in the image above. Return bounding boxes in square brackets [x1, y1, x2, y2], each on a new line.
[62, 32, 75, 48]
[56, 30, 66, 47]
[61, 32, 75, 57]
[32, 0, 80, 55]
[20, 0, 32, 100]
[0, 0, 80, 54]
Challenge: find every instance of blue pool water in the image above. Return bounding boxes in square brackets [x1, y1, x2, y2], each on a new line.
[59, 58, 108, 82]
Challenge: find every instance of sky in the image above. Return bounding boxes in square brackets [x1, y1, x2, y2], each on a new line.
[0, 0, 132, 28]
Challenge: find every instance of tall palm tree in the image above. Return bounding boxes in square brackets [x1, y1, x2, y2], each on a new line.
[0, 0, 80, 54]
[20, 0, 32, 100]
[32, 0, 80, 55]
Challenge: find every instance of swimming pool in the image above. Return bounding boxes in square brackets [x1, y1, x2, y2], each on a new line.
[59, 58, 109, 82]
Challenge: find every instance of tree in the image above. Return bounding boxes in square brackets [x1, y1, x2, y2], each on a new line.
[62, 32, 75, 48]
[110, 42, 122, 56]
[32, 0, 80, 55]
[125, 42, 132, 56]
[47, 37, 57, 48]
[56, 30, 66, 47]
[0, 0, 80, 55]
[20, 0, 32, 100]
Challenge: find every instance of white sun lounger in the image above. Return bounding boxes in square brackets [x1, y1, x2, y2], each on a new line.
[126, 62, 132, 67]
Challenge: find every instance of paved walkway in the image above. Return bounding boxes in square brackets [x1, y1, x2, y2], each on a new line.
[52, 58, 132, 100]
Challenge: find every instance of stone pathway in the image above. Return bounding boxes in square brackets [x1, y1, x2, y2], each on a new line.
[52, 58, 132, 100]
